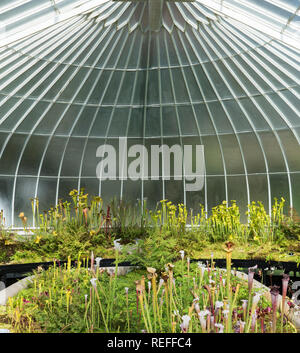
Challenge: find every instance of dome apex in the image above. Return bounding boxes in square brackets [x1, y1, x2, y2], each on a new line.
[86, 0, 217, 32]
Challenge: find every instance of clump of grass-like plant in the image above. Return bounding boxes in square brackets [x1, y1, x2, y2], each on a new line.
[5, 243, 297, 333]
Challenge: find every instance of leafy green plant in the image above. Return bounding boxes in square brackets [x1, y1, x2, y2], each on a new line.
[2, 189, 299, 265]
[0, 230, 20, 263]
[121, 230, 178, 271]
[280, 214, 300, 241]
[4, 245, 297, 333]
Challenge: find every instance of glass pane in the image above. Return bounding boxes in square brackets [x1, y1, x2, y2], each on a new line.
[102, 71, 124, 105]
[253, 95, 288, 130]
[0, 99, 35, 131]
[0, 97, 20, 130]
[182, 66, 204, 102]
[220, 134, 245, 175]
[145, 107, 161, 138]
[160, 68, 175, 103]
[58, 178, 79, 203]
[59, 67, 91, 102]
[248, 174, 269, 211]
[40, 137, 68, 176]
[0, 176, 13, 225]
[100, 180, 121, 207]
[132, 69, 147, 105]
[291, 173, 300, 215]
[207, 176, 226, 212]
[90, 107, 112, 137]
[0, 0, 299, 226]
[203, 62, 232, 100]
[14, 177, 37, 227]
[259, 131, 286, 173]
[162, 106, 179, 136]
[277, 130, 300, 172]
[143, 179, 163, 210]
[4, 60, 44, 93]
[128, 108, 144, 138]
[89, 70, 112, 105]
[270, 173, 290, 214]
[202, 135, 225, 175]
[222, 100, 252, 132]
[0, 134, 27, 175]
[61, 137, 85, 177]
[178, 105, 198, 136]
[19, 135, 48, 175]
[79, 178, 100, 199]
[172, 68, 190, 104]
[106, 108, 129, 137]
[16, 101, 51, 133]
[207, 101, 234, 134]
[193, 65, 217, 101]
[165, 180, 184, 205]
[147, 69, 160, 105]
[239, 97, 272, 131]
[238, 132, 266, 174]
[37, 178, 57, 214]
[81, 138, 105, 177]
[75, 69, 100, 104]
[42, 66, 77, 101]
[35, 103, 69, 134]
[66, 105, 95, 137]
[118, 72, 138, 105]
[265, 93, 300, 127]
[194, 103, 215, 135]
[217, 60, 258, 96]
[227, 175, 248, 221]
[122, 180, 142, 203]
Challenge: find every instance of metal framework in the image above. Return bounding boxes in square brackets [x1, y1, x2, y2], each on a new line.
[0, 0, 299, 226]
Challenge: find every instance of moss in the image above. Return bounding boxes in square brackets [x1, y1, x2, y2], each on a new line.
[192, 240, 300, 263]
[1, 239, 300, 265]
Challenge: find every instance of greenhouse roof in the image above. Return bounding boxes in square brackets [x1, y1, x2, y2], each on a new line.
[0, 0, 299, 48]
[0, 0, 299, 225]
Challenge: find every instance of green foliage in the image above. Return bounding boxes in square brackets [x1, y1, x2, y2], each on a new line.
[280, 217, 300, 241]
[1, 190, 299, 265]
[110, 198, 149, 241]
[5, 254, 296, 333]
[10, 225, 109, 263]
[11, 250, 45, 263]
[55, 223, 92, 259]
[0, 230, 20, 263]
[121, 230, 178, 271]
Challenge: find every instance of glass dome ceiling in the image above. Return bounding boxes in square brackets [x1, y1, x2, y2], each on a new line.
[0, 0, 299, 226]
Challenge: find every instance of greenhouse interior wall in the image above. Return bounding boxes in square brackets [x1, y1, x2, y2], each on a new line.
[0, 0, 299, 227]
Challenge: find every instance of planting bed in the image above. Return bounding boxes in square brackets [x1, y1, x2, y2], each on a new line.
[0, 193, 299, 333]
[0, 252, 299, 333]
